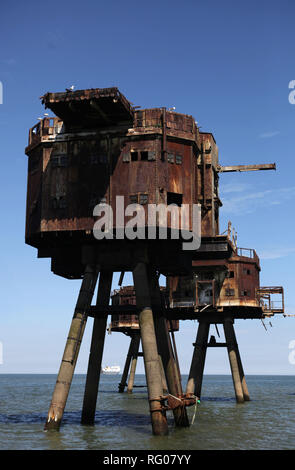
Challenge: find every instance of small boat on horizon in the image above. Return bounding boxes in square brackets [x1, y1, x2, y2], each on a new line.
[101, 365, 121, 375]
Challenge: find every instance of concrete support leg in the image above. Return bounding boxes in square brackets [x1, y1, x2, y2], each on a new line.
[230, 322, 250, 401]
[186, 321, 210, 399]
[223, 319, 244, 404]
[150, 274, 189, 427]
[127, 334, 141, 394]
[81, 270, 113, 424]
[44, 264, 98, 430]
[118, 337, 134, 393]
[157, 317, 190, 427]
[133, 262, 168, 436]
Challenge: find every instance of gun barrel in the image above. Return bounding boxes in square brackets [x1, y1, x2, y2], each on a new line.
[217, 163, 276, 173]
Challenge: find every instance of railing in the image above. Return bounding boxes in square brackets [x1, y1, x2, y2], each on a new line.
[270, 300, 284, 311]
[170, 299, 194, 308]
[256, 287, 284, 314]
[220, 221, 238, 248]
[236, 247, 255, 258]
[28, 117, 63, 146]
[29, 122, 41, 146]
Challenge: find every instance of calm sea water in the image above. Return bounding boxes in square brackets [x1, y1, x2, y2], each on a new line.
[0, 374, 294, 450]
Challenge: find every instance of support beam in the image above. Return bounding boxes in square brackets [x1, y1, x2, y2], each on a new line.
[169, 321, 182, 383]
[90, 99, 111, 123]
[158, 355, 168, 394]
[127, 334, 141, 394]
[44, 264, 98, 430]
[186, 321, 210, 399]
[118, 271, 125, 286]
[81, 270, 113, 424]
[230, 323, 250, 401]
[150, 273, 189, 427]
[133, 261, 169, 436]
[223, 319, 244, 404]
[118, 336, 135, 393]
[153, 314, 189, 427]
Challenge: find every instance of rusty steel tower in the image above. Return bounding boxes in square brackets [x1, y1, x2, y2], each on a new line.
[25, 87, 284, 435]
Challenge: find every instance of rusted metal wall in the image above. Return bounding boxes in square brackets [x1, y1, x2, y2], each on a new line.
[25, 147, 42, 239]
[218, 252, 260, 308]
[25, 91, 205, 252]
[197, 133, 221, 237]
[169, 248, 261, 310]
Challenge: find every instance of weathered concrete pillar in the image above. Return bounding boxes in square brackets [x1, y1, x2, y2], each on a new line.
[133, 261, 168, 436]
[81, 270, 113, 424]
[44, 264, 98, 430]
[127, 333, 141, 393]
[223, 318, 244, 404]
[186, 321, 210, 398]
[153, 314, 190, 426]
[230, 321, 250, 401]
[150, 273, 189, 427]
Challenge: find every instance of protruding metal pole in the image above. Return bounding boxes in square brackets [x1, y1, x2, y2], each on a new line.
[44, 264, 98, 430]
[133, 261, 168, 436]
[81, 270, 113, 424]
[127, 333, 140, 393]
[223, 318, 244, 404]
[186, 321, 210, 398]
[230, 322, 250, 401]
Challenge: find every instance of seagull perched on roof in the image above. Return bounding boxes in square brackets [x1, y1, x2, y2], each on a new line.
[65, 85, 75, 92]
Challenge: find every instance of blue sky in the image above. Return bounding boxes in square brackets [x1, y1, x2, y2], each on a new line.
[0, 0, 295, 376]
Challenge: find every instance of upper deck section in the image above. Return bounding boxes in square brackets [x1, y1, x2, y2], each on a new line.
[41, 87, 134, 128]
[26, 88, 201, 154]
[26, 88, 134, 153]
[129, 108, 200, 146]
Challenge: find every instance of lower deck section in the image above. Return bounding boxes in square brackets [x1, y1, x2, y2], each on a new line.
[89, 304, 267, 321]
